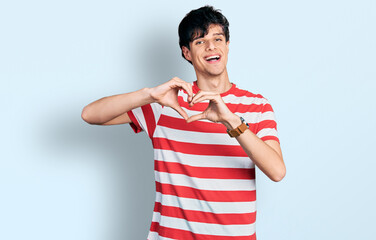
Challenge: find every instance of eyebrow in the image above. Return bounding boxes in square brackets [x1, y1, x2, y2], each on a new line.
[192, 36, 202, 41]
[192, 32, 224, 41]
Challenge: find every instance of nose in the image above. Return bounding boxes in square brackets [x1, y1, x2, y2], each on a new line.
[206, 40, 216, 51]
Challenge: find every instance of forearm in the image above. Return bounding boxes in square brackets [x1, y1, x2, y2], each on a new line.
[223, 114, 286, 182]
[237, 131, 285, 181]
[81, 88, 153, 124]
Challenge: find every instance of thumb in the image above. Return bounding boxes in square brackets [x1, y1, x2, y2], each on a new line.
[171, 104, 188, 120]
[186, 112, 206, 123]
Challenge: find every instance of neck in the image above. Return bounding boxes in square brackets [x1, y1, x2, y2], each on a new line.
[196, 69, 232, 94]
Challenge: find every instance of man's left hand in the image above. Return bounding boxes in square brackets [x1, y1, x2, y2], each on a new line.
[186, 91, 239, 128]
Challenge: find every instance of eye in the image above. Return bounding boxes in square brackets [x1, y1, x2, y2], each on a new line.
[215, 38, 222, 41]
[195, 40, 204, 45]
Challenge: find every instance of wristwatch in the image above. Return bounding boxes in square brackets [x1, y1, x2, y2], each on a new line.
[227, 116, 249, 138]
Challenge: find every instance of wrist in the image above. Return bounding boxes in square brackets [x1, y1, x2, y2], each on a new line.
[222, 113, 242, 130]
[144, 87, 157, 103]
[226, 116, 249, 138]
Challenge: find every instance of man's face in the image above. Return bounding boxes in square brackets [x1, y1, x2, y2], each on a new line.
[182, 24, 229, 78]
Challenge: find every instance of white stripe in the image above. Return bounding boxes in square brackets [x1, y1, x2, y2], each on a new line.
[154, 149, 254, 169]
[150, 102, 163, 124]
[152, 212, 255, 236]
[223, 94, 267, 105]
[155, 192, 256, 214]
[155, 172, 256, 191]
[161, 105, 210, 123]
[158, 236, 175, 240]
[132, 107, 148, 133]
[257, 128, 278, 139]
[259, 111, 276, 122]
[154, 126, 239, 145]
[147, 231, 174, 240]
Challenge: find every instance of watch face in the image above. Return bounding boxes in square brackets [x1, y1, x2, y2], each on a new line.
[240, 117, 249, 127]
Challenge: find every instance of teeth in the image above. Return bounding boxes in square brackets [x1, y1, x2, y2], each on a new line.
[205, 55, 220, 61]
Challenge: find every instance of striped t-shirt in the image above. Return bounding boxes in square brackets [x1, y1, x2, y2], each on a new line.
[127, 81, 279, 240]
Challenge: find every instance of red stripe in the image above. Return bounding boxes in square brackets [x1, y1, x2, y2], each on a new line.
[153, 137, 248, 157]
[190, 82, 261, 99]
[156, 182, 256, 202]
[158, 114, 258, 134]
[127, 110, 142, 133]
[256, 119, 279, 143]
[150, 222, 256, 240]
[155, 160, 255, 180]
[153, 202, 256, 225]
[159, 114, 226, 133]
[262, 103, 274, 112]
[257, 119, 277, 130]
[141, 104, 156, 139]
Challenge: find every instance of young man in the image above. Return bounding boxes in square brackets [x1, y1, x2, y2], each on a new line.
[82, 5, 285, 240]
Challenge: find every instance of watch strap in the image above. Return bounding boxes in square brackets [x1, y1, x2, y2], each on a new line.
[227, 117, 249, 137]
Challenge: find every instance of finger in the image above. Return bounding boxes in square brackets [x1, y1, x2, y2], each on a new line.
[171, 104, 189, 120]
[187, 83, 193, 102]
[171, 80, 193, 102]
[172, 76, 184, 82]
[190, 91, 207, 105]
[173, 78, 193, 96]
[191, 93, 217, 106]
[186, 112, 206, 123]
[181, 82, 193, 102]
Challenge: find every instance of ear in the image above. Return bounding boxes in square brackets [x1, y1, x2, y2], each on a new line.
[182, 46, 192, 61]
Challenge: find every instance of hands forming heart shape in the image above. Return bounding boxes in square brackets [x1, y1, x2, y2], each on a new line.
[150, 77, 235, 126]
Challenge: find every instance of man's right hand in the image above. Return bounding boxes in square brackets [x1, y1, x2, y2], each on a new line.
[149, 77, 193, 120]
[82, 77, 193, 125]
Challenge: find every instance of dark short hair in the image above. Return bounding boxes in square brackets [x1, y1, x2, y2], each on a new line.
[178, 5, 230, 63]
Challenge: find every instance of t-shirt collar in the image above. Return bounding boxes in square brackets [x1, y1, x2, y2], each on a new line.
[192, 80, 236, 97]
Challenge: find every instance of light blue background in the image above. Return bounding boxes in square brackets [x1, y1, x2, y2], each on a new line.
[1, 1, 375, 239]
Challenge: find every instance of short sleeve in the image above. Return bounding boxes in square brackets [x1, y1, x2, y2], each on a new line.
[127, 102, 163, 139]
[255, 99, 280, 143]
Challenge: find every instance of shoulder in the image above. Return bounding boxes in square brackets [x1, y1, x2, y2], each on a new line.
[228, 83, 269, 105]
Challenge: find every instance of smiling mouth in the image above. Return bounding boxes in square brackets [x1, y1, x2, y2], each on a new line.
[205, 55, 221, 62]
